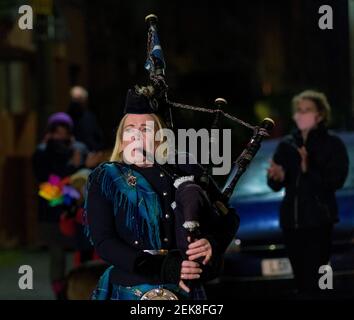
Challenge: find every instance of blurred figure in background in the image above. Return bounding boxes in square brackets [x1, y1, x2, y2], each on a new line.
[33, 112, 88, 181]
[267, 90, 349, 296]
[68, 86, 104, 152]
[32, 112, 90, 299]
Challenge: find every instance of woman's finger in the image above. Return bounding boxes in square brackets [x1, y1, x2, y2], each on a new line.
[188, 252, 209, 262]
[181, 273, 200, 280]
[297, 147, 306, 157]
[181, 267, 202, 274]
[179, 280, 190, 293]
[268, 167, 276, 177]
[181, 260, 200, 268]
[186, 245, 209, 256]
[202, 254, 211, 265]
[188, 239, 208, 249]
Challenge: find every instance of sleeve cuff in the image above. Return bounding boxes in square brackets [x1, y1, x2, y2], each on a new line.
[134, 249, 183, 284]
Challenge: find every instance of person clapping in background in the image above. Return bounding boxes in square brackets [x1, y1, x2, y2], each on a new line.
[267, 90, 349, 296]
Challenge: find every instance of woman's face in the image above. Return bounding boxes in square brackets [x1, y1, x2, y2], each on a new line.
[121, 114, 157, 166]
[293, 99, 323, 131]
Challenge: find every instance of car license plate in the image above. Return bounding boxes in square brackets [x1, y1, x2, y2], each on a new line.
[261, 258, 293, 276]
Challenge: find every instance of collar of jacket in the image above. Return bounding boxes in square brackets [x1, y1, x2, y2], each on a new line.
[292, 122, 328, 147]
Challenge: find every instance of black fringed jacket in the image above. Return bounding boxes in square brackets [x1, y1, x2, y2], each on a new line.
[85, 160, 239, 286]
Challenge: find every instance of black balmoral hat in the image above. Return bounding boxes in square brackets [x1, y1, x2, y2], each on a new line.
[124, 88, 157, 114]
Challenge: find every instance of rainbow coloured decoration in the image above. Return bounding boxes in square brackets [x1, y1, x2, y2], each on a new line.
[39, 174, 81, 207]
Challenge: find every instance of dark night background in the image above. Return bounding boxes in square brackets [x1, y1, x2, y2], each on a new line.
[83, 0, 353, 144]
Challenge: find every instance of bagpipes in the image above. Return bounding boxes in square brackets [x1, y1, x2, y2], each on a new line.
[137, 14, 275, 242]
[136, 14, 274, 225]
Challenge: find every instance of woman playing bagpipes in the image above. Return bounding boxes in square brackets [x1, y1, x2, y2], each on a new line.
[84, 13, 275, 300]
[84, 88, 239, 300]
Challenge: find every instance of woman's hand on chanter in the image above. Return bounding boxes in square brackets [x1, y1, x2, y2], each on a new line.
[178, 260, 202, 293]
[186, 238, 212, 265]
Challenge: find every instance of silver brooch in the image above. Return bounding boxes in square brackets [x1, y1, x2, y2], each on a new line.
[126, 172, 137, 187]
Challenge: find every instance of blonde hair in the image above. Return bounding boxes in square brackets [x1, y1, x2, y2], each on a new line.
[292, 90, 331, 126]
[110, 113, 167, 162]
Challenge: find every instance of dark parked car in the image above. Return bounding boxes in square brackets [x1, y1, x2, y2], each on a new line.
[215, 131, 354, 297]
